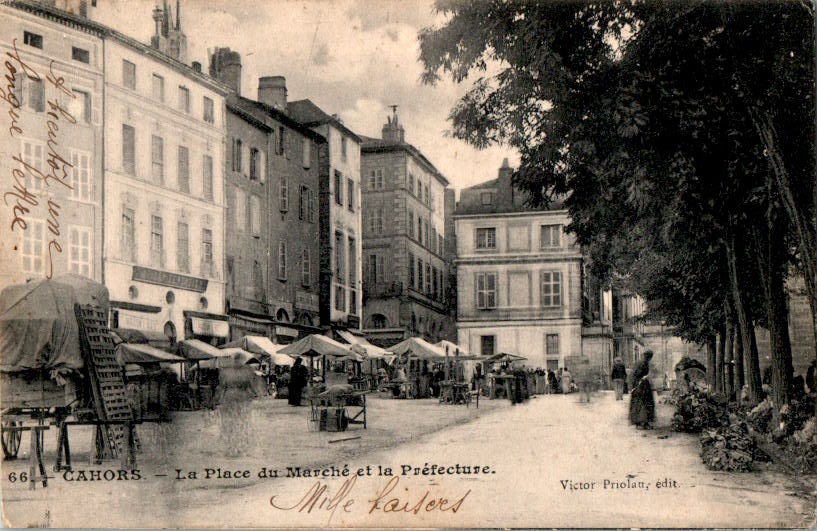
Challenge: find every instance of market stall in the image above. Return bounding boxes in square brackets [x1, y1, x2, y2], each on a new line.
[175, 339, 219, 408]
[221, 335, 294, 395]
[335, 330, 394, 389]
[388, 337, 448, 398]
[114, 343, 185, 418]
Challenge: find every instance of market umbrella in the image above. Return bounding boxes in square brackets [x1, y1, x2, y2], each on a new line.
[278, 334, 362, 361]
[390, 337, 447, 361]
[199, 348, 261, 369]
[221, 335, 294, 367]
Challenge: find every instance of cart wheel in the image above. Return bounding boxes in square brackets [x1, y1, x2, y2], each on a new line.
[2, 420, 22, 459]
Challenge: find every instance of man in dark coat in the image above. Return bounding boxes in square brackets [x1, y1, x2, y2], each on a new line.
[288, 358, 309, 406]
[629, 351, 656, 428]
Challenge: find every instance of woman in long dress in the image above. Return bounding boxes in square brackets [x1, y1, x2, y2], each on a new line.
[629, 350, 656, 428]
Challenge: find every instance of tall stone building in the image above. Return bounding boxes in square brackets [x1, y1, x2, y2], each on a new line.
[210, 51, 327, 341]
[287, 99, 363, 331]
[454, 160, 583, 370]
[361, 108, 453, 346]
[0, 2, 105, 289]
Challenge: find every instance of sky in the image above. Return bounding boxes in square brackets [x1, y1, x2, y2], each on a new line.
[94, 0, 519, 192]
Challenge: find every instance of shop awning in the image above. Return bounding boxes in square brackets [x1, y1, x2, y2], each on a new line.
[115, 343, 185, 365]
[390, 337, 448, 361]
[190, 316, 230, 338]
[176, 339, 220, 361]
[278, 334, 362, 362]
[111, 328, 172, 349]
[199, 347, 261, 368]
[336, 330, 393, 360]
[220, 336, 294, 366]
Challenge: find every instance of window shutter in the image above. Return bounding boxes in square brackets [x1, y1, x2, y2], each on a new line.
[259, 151, 265, 182]
[475, 272, 481, 309]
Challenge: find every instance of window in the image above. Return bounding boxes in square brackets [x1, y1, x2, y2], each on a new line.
[122, 124, 135, 175]
[546, 334, 560, 355]
[72, 46, 89, 64]
[232, 138, 243, 173]
[299, 186, 308, 220]
[201, 228, 213, 272]
[177, 221, 189, 273]
[177, 146, 190, 193]
[335, 285, 346, 311]
[417, 217, 423, 244]
[476, 272, 498, 309]
[278, 240, 287, 279]
[408, 253, 415, 289]
[301, 249, 311, 286]
[476, 227, 496, 250]
[480, 335, 496, 357]
[424, 184, 429, 205]
[28, 78, 44, 112]
[416, 179, 422, 197]
[202, 155, 213, 200]
[250, 195, 260, 237]
[302, 139, 311, 168]
[425, 263, 432, 295]
[24, 31, 43, 49]
[349, 288, 357, 316]
[22, 140, 44, 191]
[307, 188, 315, 223]
[122, 60, 136, 90]
[250, 148, 261, 180]
[408, 211, 415, 239]
[234, 187, 246, 231]
[439, 235, 444, 255]
[375, 208, 384, 234]
[480, 192, 493, 205]
[22, 219, 44, 275]
[408, 173, 414, 195]
[431, 227, 437, 254]
[369, 254, 384, 285]
[368, 169, 384, 190]
[70, 151, 90, 201]
[334, 231, 345, 281]
[151, 135, 164, 184]
[277, 126, 285, 155]
[540, 271, 562, 307]
[341, 136, 348, 162]
[417, 259, 424, 292]
[152, 74, 165, 102]
[150, 215, 163, 267]
[432, 266, 438, 299]
[279, 174, 288, 211]
[424, 220, 430, 249]
[347, 178, 354, 211]
[334, 170, 343, 205]
[71, 89, 91, 123]
[121, 208, 135, 261]
[203, 96, 214, 124]
[178, 86, 190, 113]
[541, 224, 562, 248]
[348, 237, 356, 286]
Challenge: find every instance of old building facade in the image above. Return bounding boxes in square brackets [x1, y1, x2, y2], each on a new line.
[288, 99, 363, 331]
[0, 2, 105, 288]
[102, 4, 229, 343]
[361, 109, 453, 346]
[454, 160, 583, 370]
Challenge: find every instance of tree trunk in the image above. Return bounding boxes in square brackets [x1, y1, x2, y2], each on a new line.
[725, 319, 735, 399]
[735, 320, 745, 394]
[767, 214, 794, 408]
[716, 325, 726, 394]
[725, 236, 764, 403]
[706, 335, 717, 391]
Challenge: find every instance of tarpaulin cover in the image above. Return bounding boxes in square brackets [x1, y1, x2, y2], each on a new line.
[199, 348, 261, 368]
[389, 337, 447, 361]
[0, 275, 109, 373]
[176, 339, 220, 361]
[111, 328, 172, 350]
[115, 343, 185, 365]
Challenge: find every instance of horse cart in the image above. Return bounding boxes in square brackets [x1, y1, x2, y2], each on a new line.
[1, 275, 139, 488]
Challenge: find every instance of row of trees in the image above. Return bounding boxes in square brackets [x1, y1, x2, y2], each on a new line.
[419, 0, 815, 408]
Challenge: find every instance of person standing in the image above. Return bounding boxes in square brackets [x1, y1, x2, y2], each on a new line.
[629, 351, 656, 429]
[288, 357, 309, 406]
[561, 367, 572, 394]
[611, 357, 627, 401]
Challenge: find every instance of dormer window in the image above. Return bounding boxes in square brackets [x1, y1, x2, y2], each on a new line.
[480, 192, 492, 205]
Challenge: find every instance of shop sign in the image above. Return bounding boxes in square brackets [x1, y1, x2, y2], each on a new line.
[132, 266, 208, 293]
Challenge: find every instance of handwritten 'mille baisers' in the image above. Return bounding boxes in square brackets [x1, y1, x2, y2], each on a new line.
[2, 38, 76, 278]
[270, 476, 471, 525]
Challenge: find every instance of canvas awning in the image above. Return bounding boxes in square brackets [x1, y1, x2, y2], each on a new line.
[110, 328, 172, 349]
[115, 343, 185, 365]
[278, 334, 362, 362]
[199, 347, 261, 368]
[336, 330, 392, 360]
[220, 336, 294, 366]
[389, 337, 448, 361]
[176, 339, 220, 361]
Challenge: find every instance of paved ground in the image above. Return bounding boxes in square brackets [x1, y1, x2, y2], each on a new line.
[2, 391, 815, 528]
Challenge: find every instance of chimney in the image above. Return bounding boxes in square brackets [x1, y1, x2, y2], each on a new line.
[382, 105, 405, 143]
[497, 158, 514, 210]
[208, 47, 242, 95]
[258, 76, 287, 110]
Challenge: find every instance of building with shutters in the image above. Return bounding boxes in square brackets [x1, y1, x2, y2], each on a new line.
[287, 99, 363, 331]
[454, 159, 583, 370]
[360, 108, 453, 346]
[210, 50, 326, 340]
[0, 1, 105, 288]
[101, 2, 230, 343]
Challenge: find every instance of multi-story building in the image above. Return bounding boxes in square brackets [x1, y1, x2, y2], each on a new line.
[361, 109, 453, 346]
[287, 99, 363, 331]
[454, 159, 583, 370]
[102, 2, 230, 343]
[0, 1, 105, 288]
[209, 54, 326, 341]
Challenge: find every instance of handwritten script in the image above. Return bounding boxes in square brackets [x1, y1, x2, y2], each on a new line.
[1, 38, 76, 278]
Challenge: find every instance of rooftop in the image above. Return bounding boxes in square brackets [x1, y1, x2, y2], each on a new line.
[229, 95, 327, 144]
[287, 99, 362, 143]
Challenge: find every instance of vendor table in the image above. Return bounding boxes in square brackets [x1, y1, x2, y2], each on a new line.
[488, 374, 514, 399]
[309, 391, 367, 432]
[439, 381, 470, 405]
